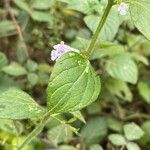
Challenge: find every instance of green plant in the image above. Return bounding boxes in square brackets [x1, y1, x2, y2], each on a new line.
[0, 0, 150, 149]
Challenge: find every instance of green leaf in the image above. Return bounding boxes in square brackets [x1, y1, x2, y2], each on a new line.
[0, 119, 17, 135]
[12, 136, 34, 150]
[106, 53, 138, 84]
[105, 78, 133, 101]
[86, 102, 101, 115]
[0, 74, 18, 94]
[89, 144, 103, 150]
[131, 52, 149, 66]
[71, 37, 89, 51]
[25, 59, 38, 72]
[84, 8, 122, 41]
[141, 120, 150, 143]
[48, 124, 73, 145]
[31, 0, 55, 10]
[138, 82, 150, 103]
[60, 0, 102, 14]
[81, 117, 107, 145]
[27, 73, 39, 86]
[38, 63, 52, 73]
[0, 88, 45, 119]
[90, 42, 125, 60]
[2, 62, 27, 76]
[16, 41, 27, 63]
[108, 134, 126, 146]
[59, 145, 76, 150]
[31, 11, 52, 23]
[47, 52, 101, 114]
[124, 122, 144, 141]
[0, 20, 17, 37]
[107, 117, 123, 132]
[129, 0, 150, 40]
[126, 142, 140, 150]
[70, 111, 86, 123]
[0, 52, 8, 69]
[13, 0, 32, 14]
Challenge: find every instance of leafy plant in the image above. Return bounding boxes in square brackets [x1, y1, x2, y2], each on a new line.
[0, 0, 150, 149]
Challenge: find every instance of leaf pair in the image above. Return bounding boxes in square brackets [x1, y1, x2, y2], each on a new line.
[0, 52, 101, 119]
[130, 0, 150, 40]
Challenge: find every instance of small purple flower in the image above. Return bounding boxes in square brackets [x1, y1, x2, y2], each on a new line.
[51, 41, 75, 61]
[118, 2, 129, 16]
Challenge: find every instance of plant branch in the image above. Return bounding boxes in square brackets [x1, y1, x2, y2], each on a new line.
[17, 111, 51, 150]
[4, 0, 29, 59]
[86, 0, 114, 57]
[124, 113, 150, 121]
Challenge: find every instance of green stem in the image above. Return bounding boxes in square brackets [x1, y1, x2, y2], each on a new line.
[86, 0, 114, 56]
[18, 111, 51, 150]
[124, 113, 150, 121]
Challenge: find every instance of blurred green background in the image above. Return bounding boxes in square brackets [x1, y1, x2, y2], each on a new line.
[0, 0, 150, 150]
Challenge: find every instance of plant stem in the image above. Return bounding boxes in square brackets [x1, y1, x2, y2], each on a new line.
[4, 0, 29, 59]
[86, 0, 114, 57]
[124, 113, 150, 121]
[18, 111, 51, 150]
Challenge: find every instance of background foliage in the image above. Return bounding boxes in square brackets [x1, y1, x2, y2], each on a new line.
[0, 0, 150, 150]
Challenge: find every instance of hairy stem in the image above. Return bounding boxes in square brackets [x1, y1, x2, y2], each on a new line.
[18, 111, 51, 150]
[86, 0, 114, 56]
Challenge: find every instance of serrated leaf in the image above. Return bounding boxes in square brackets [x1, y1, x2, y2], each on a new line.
[90, 42, 125, 60]
[81, 117, 107, 145]
[0, 52, 8, 69]
[2, 62, 27, 76]
[124, 122, 144, 141]
[109, 134, 126, 146]
[105, 78, 133, 101]
[0, 88, 45, 119]
[106, 53, 138, 84]
[129, 0, 150, 40]
[126, 142, 140, 150]
[47, 52, 101, 114]
[84, 8, 122, 41]
[48, 124, 73, 145]
[138, 82, 150, 103]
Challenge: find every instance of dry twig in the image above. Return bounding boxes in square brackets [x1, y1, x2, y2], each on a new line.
[4, 0, 29, 58]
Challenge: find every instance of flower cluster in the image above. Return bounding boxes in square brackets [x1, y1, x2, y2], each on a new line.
[51, 41, 75, 61]
[118, 2, 129, 16]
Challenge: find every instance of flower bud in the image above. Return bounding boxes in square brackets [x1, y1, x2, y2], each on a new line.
[118, 2, 129, 16]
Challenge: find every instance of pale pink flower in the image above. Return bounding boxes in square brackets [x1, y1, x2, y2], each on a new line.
[51, 41, 75, 61]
